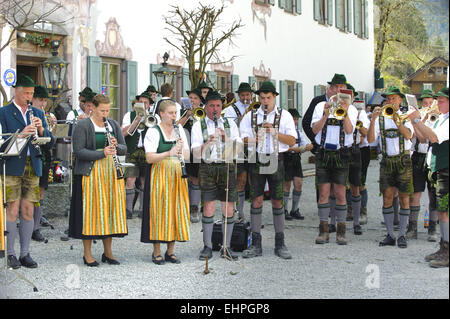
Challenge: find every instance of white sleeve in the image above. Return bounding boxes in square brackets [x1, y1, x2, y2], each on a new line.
[228, 120, 243, 144]
[281, 111, 297, 138]
[311, 102, 325, 126]
[360, 110, 370, 129]
[299, 131, 308, 147]
[190, 121, 204, 150]
[178, 124, 190, 151]
[239, 112, 253, 139]
[144, 127, 160, 153]
[122, 112, 131, 128]
[66, 110, 75, 121]
[437, 120, 449, 144]
[404, 120, 414, 140]
[224, 106, 238, 120]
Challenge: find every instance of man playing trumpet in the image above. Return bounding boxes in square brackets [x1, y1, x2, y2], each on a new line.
[368, 86, 414, 248]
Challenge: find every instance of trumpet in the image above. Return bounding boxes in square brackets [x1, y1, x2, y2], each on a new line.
[356, 120, 363, 130]
[421, 100, 440, 123]
[193, 107, 206, 121]
[381, 104, 396, 118]
[328, 95, 347, 120]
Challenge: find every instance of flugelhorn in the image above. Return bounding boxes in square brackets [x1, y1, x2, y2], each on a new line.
[381, 104, 396, 118]
[328, 95, 347, 120]
[193, 107, 206, 121]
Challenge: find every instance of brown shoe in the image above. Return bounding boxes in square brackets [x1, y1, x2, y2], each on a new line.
[346, 205, 353, 221]
[336, 222, 347, 245]
[425, 239, 444, 262]
[429, 241, 449, 268]
[359, 206, 368, 225]
[315, 221, 329, 244]
[406, 220, 418, 240]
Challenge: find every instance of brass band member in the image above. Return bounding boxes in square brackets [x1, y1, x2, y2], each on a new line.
[240, 81, 297, 259]
[185, 88, 205, 223]
[368, 86, 414, 248]
[141, 99, 190, 265]
[197, 81, 213, 100]
[192, 91, 242, 260]
[121, 91, 154, 219]
[408, 87, 449, 268]
[223, 82, 253, 222]
[66, 87, 94, 121]
[406, 89, 437, 241]
[0, 75, 54, 269]
[69, 94, 128, 266]
[311, 77, 357, 246]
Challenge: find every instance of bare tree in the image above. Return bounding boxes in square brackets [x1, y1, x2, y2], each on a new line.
[163, 3, 243, 89]
[0, 0, 71, 104]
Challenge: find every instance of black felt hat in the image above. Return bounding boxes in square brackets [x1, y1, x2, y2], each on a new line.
[205, 90, 223, 103]
[327, 74, 347, 85]
[13, 74, 35, 88]
[186, 88, 206, 104]
[33, 85, 49, 99]
[236, 82, 253, 94]
[254, 81, 278, 96]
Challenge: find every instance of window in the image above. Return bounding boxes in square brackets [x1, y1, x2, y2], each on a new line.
[314, 0, 332, 25]
[101, 58, 122, 122]
[285, 0, 294, 13]
[336, 0, 351, 32]
[354, 0, 369, 38]
[423, 83, 433, 91]
[216, 72, 230, 95]
[255, 0, 273, 5]
[436, 67, 444, 75]
[286, 81, 295, 109]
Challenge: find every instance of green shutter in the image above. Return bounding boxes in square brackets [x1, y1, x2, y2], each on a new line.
[335, 0, 344, 30]
[346, 0, 352, 32]
[354, 0, 361, 37]
[231, 74, 240, 92]
[313, 0, 321, 21]
[87, 56, 102, 94]
[279, 0, 285, 9]
[149, 64, 159, 87]
[268, 0, 276, 5]
[363, 0, 369, 39]
[207, 71, 217, 90]
[314, 85, 322, 97]
[181, 68, 191, 97]
[279, 80, 287, 109]
[295, 0, 302, 14]
[327, 0, 333, 26]
[295, 82, 303, 128]
[248, 76, 257, 89]
[126, 60, 138, 112]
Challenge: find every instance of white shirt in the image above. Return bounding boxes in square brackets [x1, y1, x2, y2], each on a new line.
[427, 113, 449, 167]
[293, 129, 308, 149]
[240, 106, 297, 154]
[191, 116, 242, 162]
[66, 107, 85, 122]
[311, 101, 358, 149]
[371, 111, 414, 156]
[411, 137, 430, 154]
[144, 124, 189, 154]
[357, 110, 371, 147]
[122, 111, 148, 149]
[224, 101, 248, 123]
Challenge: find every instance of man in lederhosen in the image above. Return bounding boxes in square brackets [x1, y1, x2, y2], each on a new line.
[121, 91, 154, 219]
[283, 108, 313, 220]
[406, 89, 437, 241]
[311, 80, 358, 245]
[191, 91, 242, 260]
[368, 86, 414, 248]
[240, 81, 297, 259]
[408, 87, 449, 268]
[223, 82, 253, 222]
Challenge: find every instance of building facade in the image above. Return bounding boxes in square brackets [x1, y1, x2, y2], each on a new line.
[404, 57, 449, 98]
[1, 0, 374, 131]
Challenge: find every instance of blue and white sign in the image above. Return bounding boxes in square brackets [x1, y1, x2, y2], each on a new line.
[3, 69, 16, 87]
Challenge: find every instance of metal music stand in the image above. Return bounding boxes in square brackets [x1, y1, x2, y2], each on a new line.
[0, 131, 38, 294]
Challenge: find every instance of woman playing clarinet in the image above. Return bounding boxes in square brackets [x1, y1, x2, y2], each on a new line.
[69, 94, 128, 267]
[141, 99, 190, 265]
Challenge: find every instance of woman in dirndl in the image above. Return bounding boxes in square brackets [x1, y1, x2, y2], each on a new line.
[141, 99, 190, 265]
[69, 94, 128, 267]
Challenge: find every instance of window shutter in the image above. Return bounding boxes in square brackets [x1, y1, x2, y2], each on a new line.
[354, 0, 361, 37]
[149, 64, 159, 87]
[279, 80, 287, 109]
[181, 68, 191, 97]
[363, 0, 369, 39]
[279, 0, 285, 9]
[295, 82, 303, 124]
[207, 71, 217, 90]
[295, 0, 302, 14]
[268, 0, 276, 6]
[313, 0, 321, 21]
[231, 74, 240, 92]
[314, 85, 322, 97]
[326, 0, 333, 26]
[87, 56, 102, 94]
[335, 0, 344, 30]
[346, 0, 352, 32]
[126, 60, 138, 112]
[248, 76, 257, 89]
[270, 78, 277, 88]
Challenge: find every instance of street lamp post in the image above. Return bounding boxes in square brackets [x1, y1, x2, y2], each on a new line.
[41, 40, 69, 100]
[153, 52, 177, 92]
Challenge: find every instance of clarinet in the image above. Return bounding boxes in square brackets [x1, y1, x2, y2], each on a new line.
[172, 120, 188, 178]
[103, 117, 124, 180]
[27, 101, 43, 158]
[213, 111, 222, 161]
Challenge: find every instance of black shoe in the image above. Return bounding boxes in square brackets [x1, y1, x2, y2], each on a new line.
[328, 224, 336, 233]
[83, 256, 99, 267]
[19, 254, 38, 268]
[164, 251, 181, 264]
[353, 225, 363, 235]
[290, 209, 305, 220]
[126, 209, 133, 220]
[101, 253, 120, 265]
[397, 236, 408, 248]
[7, 255, 21, 269]
[152, 254, 165, 265]
[220, 247, 238, 260]
[199, 246, 213, 261]
[32, 229, 45, 242]
[0, 250, 4, 258]
[379, 234, 396, 246]
[284, 210, 293, 221]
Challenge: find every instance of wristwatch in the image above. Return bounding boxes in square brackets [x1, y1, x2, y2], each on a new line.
[413, 118, 420, 124]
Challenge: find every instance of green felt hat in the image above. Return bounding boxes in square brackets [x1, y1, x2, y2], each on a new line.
[84, 91, 97, 103]
[205, 90, 223, 103]
[79, 87, 93, 98]
[136, 91, 153, 103]
[346, 83, 358, 98]
[186, 88, 205, 104]
[381, 86, 405, 99]
[288, 108, 300, 118]
[33, 85, 49, 99]
[327, 74, 347, 85]
[255, 81, 279, 96]
[145, 85, 159, 93]
[236, 82, 253, 94]
[419, 89, 435, 100]
[434, 87, 449, 99]
[13, 74, 35, 88]
[197, 81, 212, 90]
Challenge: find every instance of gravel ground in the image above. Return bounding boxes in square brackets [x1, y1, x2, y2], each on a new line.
[1, 159, 448, 299]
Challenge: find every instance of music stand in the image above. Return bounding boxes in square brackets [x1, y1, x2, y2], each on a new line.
[0, 131, 38, 294]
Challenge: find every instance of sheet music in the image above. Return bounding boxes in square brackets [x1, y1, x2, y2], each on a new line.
[7, 138, 28, 155]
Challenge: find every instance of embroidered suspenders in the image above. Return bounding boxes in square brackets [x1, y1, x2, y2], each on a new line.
[251, 108, 282, 155]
